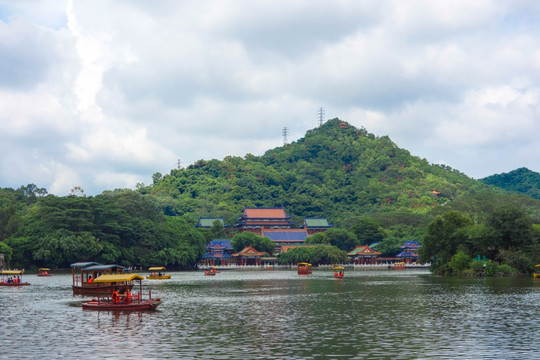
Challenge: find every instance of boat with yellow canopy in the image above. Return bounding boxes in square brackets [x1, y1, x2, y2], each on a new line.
[38, 268, 52, 277]
[81, 273, 161, 311]
[297, 262, 312, 275]
[534, 264, 540, 278]
[146, 267, 171, 279]
[0, 270, 30, 286]
[333, 266, 344, 279]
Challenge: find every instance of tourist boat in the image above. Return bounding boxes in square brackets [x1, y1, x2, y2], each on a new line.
[204, 266, 217, 276]
[0, 270, 30, 286]
[333, 266, 344, 279]
[71, 262, 131, 295]
[534, 264, 540, 278]
[38, 268, 52, 276]
[297, 262, 313, 275]
[391, 262, 406, 270]
[146, 267, 171, 279]
[81, 273, 161, 311]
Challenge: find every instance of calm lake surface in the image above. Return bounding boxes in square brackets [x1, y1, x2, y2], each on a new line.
[0, 269, 538, 359]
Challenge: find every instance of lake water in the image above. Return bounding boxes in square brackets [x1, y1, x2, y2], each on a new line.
[0, 269, 538, 359]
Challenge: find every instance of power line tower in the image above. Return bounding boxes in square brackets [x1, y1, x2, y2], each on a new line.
[282, 127, 289, 145]
[318, 107, 325, 126]
[177, 159, 182, 169]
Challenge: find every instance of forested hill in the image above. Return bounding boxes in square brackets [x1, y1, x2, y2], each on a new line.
[145, 118, 505, 227]
[481, 167, 540, 200]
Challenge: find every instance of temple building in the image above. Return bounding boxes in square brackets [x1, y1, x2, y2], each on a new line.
[201, 239, 233, 266]
[302, 217, 333, 235]
[396, 241, 421, 263]
[347, 245, 382, 264]
[233, 246, 268, 266]
[234, 207, 295, 234]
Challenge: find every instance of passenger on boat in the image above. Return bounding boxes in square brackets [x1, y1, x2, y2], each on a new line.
[124, 289, 133, 304]
[339, 271, 343, 277]
[88, 275, 93, 283]
[334, 271, 338, 277]
[112, 288, 120, 304]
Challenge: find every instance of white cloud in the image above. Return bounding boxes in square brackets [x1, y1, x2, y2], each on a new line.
[1, 0, 540, 194]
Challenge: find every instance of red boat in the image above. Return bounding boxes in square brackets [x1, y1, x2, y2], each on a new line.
[297, 262, 313, 275]
[204, 267, 217, 276]
[82, 273, 161, 311]
[333, 266, 344, 279]
[38, 268, 52, 277]
[71, 262, 132, 296]
[0, 270, 30, 286]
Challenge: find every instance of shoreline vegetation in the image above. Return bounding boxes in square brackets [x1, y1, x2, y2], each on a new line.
[1, 120, 538, 276]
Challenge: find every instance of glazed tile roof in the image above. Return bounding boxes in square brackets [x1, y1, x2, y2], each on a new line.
[233, 246, 266, 257]
[206, 239, 233, 250]
[303, 218, 333, 228]
[243, 207, 288, 219]
[347, 245, 381, 256]
[399, 241, 421, 249]
[262, 229, 308, 241]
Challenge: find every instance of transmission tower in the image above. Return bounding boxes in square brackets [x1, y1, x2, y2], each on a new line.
[282, 127, 289, 145]
[177, 159, 182, 169]
[318, 107, 325, 126]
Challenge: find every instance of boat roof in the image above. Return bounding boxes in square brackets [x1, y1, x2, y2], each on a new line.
[333, 266, 344, 270]
[148, 267, 166, 271]
[82, 264, 127, 271]
[93, 274, 144, 283]
[1, 270, 23, 275]
[70, 262, 101, 268]
[39, 268, 51, 271]
[297, 262, 312, 266]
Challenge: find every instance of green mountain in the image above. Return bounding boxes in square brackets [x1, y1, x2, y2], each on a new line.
[145, 118, 536, 228]
[481, 167, 540, 200]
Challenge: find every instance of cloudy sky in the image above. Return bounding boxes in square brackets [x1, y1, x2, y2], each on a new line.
[1, 0, 540, 196]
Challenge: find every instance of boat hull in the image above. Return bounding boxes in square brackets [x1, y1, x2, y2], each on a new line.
[82, 299, 162, 311]
[38, 274, 52, 277]
[0, 282, 30, 286]
[146, 275, 171, 279]
[73, 284, 133, 296]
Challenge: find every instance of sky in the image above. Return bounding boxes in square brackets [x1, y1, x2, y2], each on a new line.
[1, 0, 540, 196]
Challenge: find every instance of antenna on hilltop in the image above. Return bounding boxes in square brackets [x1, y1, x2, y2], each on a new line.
[177, 159, 182, 169]
[282, 127, 289, 145]
[318, 107, 325, 126]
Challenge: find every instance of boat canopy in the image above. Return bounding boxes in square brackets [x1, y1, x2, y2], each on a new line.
[83, 264, 127, 271]
[39, 268, 51, 271]
[297, 262, 312, 266]
[333, 266, 344, 270]
[93, 274, 144, 283]
[148, 267, 166, 271]
[70, 262, 100, 268]
[536, 264, 540, 267]
[1, 270, 24, 275]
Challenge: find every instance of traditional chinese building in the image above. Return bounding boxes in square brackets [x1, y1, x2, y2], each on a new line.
[302, 217, 333, 235]
[201, 239, 234, 266]
[234, 207, 295, 234]
[347, 245, 382, 264]
[396, 241, 421, 263]
[233, 246, 267, 266]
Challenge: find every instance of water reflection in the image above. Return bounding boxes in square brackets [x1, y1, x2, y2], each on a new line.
[0, 270, 538, 359]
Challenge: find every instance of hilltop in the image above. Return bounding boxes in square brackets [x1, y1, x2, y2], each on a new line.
[145, 118, 540, 228]
[481, 167, 540, 200]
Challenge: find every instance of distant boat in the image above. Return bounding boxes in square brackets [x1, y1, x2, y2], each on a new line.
[297, 262, 312, 275]
[204, 266, 218, 276]
[0, 270, 30, 286]
[146, 267, 171, 279]
[534, 264, 540, 278]
[391, 262, 406, 270]
[38, 268, 52, 277]
[333, 266, 344, 279]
